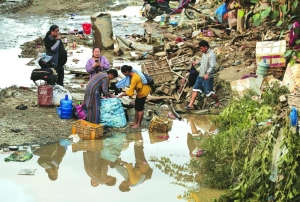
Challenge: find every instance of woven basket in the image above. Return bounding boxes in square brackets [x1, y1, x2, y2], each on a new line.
[71, 120, 103, 140]
[148, 116, 172, 133]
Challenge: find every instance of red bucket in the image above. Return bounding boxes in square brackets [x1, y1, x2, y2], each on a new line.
[82, 22, 91, 35]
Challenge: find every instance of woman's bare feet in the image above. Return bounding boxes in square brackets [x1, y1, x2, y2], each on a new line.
[130, 124, 140, 129]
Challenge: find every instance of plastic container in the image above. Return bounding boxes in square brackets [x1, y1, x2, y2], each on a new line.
[38, 85, 53, 107]
[59, 95, 72, 119]
[82, 22, 92, 35]
[256, 58, 269, 77]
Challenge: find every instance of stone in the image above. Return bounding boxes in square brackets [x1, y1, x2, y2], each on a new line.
[279, 95, 286, 103]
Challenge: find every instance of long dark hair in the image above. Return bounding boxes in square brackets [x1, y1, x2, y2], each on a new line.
[44, 25, 59, 41]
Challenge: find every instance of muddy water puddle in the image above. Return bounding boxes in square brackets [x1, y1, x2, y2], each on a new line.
[0, 116, 223, 202]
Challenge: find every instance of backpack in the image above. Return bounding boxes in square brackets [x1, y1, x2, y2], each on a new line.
[143, 73, 154, 87]
[30, 68, 57, 85]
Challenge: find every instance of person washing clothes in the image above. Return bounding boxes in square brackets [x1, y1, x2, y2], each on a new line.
[117, 65, 151, 129]
[86, 46, 110, 80]
[83, 69, 118, 124]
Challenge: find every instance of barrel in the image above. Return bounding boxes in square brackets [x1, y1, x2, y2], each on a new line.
[38, 85, 53, 107]
[91, 12, 114, 50]
[59, 95, 73, 119]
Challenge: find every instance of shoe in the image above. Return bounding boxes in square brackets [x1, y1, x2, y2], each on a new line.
[185, 105, 194, 110]
[16, 104, 28, 110]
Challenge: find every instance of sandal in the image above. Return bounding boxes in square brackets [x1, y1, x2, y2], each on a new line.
[16, 104, 28, 110]
[185, 105, 194, 110]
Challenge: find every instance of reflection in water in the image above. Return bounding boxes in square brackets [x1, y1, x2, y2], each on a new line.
[32, 143, 66, 181]
[84, 152, 117, 187]
[116, 133, 153, 192]
[83, 133, 127, 187]
[25, 117, 224, 201]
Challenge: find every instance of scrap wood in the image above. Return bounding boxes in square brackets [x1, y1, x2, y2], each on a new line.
[166, 99, 181, 120]
[147, 95, 176, 101]
[228, 34, 250, 46]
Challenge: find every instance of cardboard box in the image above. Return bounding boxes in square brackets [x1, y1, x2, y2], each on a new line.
[256, 40, 286, 68]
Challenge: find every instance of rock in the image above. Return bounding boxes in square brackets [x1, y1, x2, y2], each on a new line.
[279, 95, 286, 103]
[113, 47, 124, 56]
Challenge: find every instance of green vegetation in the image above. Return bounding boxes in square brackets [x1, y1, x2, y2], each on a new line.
[188, 83, 300, 201]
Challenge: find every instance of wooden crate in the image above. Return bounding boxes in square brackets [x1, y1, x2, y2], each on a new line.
[156, 84, 175, 95]
[148, 116, 173, 133]
[71, 120, 103, 140]
[72, 140, 103, 152]
[141, 58, 173, 84]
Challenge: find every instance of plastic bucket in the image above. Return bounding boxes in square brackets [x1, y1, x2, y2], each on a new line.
[82, 22, 91, 35]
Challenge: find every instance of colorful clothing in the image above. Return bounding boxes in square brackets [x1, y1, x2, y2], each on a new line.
[86, 56, 110, 80]
[84, 72, 111, 124]
[5, 151, 33, 162]
[115, 69, 148, 89]
[125, 73, 151, 98]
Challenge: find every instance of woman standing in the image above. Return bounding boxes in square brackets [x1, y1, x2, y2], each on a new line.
[118, 65, 151, 129]
[44, 25, 67, 86]
[84, 69, 118, 124]
[86, 46, 110, 80]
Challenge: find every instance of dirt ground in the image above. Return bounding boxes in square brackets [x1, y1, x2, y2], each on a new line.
[16, 0, 128, 16]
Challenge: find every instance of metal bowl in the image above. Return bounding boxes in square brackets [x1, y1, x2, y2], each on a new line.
[8, 146, 19, 151]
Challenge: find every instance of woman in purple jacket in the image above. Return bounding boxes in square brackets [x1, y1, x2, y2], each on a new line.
[86, 46, 110, 80]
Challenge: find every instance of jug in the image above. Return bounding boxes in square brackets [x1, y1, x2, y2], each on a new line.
[256, 58, 269, 77]
[59, 95, 72, 119]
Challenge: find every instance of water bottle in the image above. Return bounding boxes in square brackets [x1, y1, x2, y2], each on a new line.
[59, 95, 73, 119]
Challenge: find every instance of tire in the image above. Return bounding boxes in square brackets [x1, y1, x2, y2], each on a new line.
[184, 7, 197, 20]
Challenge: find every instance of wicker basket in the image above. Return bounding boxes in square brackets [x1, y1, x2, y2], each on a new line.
[72, 140, 103, 152]
[148, 116, 173, 133]
[71, 120, 103, 140]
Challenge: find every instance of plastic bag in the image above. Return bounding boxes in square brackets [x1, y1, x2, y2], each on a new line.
[75, 103, 86, 120]
[214, 3, 228, 23]
[53, 85, 72, 106]
[289, 107, 298, 127]
[100, 98, 127, 127]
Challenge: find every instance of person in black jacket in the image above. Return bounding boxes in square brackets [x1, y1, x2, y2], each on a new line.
[44, 25, 67, 86]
